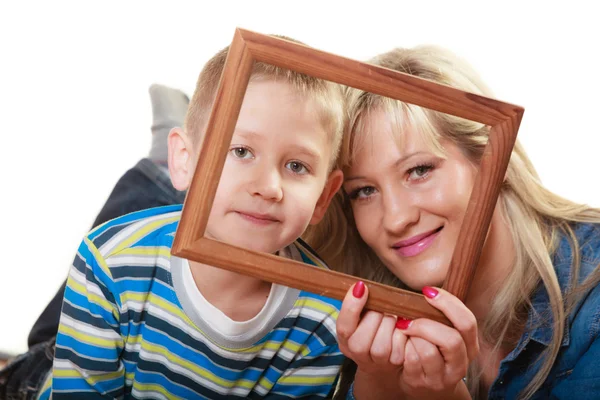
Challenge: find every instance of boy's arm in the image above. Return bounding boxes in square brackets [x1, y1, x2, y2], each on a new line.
[269, 343, 345, 398]
[51, 238, 125, 398]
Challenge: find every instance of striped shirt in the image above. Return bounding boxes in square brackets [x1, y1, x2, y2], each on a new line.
[38, 205, 343, 399]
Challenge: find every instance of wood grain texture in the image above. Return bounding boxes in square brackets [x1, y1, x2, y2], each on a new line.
[171, 28, 524, 323]
[443, 113, 523, 300]
[239, 28, 522, 126]
[172, 30, 254, 255]
[176, 237, 451, 326]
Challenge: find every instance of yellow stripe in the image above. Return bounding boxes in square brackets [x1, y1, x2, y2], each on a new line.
[294, 297, 339, 318]
[278, 374, 337, 385]
[53, 368, 123, 385]
[125, 370, 135, 385]
[119, 292, 279, 354]
[257, 375, 275, 391]
[37, 372, 53, 395]
[132, 382, 185, 399]
[108, 216, 180, 256]
[121, 292, 188, 324]
[59, 325, 120, 348]
[66, 275, 118, 321]
[116, 246, 172, 258]
[85, 238, 116, 284]
[139, 341, 236, 388]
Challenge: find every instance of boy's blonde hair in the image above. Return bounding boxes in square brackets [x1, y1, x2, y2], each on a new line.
[184, 36, 346, 169]
[306, 46, 600, 400]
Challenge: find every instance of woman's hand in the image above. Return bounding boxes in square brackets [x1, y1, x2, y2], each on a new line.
[394, 286, 478, 399]
[336, 281, 408, 399]
[337, 283, 478, 400]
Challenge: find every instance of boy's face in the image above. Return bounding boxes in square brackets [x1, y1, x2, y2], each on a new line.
[171, 80, 342, 254]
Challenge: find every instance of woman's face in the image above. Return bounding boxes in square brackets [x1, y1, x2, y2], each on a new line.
[343, 108, 478, 290]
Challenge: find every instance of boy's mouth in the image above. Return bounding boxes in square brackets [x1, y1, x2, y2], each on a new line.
[235, 210, 281, 226]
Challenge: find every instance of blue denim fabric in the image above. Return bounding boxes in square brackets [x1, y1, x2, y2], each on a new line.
[488, 222, 600, 399]
[346, 223, 600, 400]
[0, 340, 54, 400]
[0, 158, 185, 399]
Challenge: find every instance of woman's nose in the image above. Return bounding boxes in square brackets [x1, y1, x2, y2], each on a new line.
[382, 192, 419, 235]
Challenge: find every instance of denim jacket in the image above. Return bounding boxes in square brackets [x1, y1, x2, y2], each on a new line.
[488, 222, 600, 399]
[346, 223, 600, 400]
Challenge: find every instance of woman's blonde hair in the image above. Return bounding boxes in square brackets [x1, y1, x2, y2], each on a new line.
[304, 45, 600, 399]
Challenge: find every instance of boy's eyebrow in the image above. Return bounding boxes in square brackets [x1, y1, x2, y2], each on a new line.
[287, 143, 322, 163]
[234, 129, 263, 141]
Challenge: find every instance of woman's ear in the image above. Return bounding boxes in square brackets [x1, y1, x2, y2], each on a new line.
[168, 127, 195, 191]
[310, 169, 344, 225]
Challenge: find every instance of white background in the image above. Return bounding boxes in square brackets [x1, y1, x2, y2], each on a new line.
[1, 1, 599, 354]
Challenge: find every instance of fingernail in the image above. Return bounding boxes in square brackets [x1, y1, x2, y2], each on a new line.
[352, 281, 365, 298]
[395, 318, 412, 330]
[422, 286, 439, 299]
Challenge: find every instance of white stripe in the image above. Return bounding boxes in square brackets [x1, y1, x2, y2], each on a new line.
[282, 365, 341, 378]
[53, 345, 119, 363]
[62, 298, 118, 329]
[60, 314, 119, 341]
[98, 211, 180, 255]
[107, 254, 171, 269]
[130, 387, 169, 400]
[146, 304, 258, 362]
[137, 350, 241, 395]
[69, 265, 112, 302]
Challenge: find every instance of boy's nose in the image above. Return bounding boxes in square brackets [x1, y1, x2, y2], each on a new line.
[250, 169, 283, 202]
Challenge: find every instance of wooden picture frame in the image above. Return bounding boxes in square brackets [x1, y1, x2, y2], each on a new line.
[171, 28, 523, 326]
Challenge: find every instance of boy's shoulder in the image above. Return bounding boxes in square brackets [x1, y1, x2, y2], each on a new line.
[291, 238, 343, 313]
[85, 204, 182, 259]
[292, 238, 329, 269]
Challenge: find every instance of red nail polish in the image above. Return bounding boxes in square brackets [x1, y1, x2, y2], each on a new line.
[422, 286, 439, 299]
[396, 318, 412, 330]
[352, 281, 365, 298]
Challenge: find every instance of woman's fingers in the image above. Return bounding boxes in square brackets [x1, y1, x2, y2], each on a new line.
[347, 310, 384, 364]
[410, 337, 445, 389]
[396, 318, 468, 366]
[369, 314, 397, 365]
[336, 281, 369, 348]
[402, 338, 422, 382]
[421, 286, 479, 361]
[390, 328, 407, 366]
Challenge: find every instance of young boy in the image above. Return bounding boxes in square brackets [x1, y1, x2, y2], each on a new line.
[38, 39, 346, 399]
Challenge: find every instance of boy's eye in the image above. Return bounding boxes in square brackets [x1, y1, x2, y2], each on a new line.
[230, 147, 254, 159]
[286, 161, 309, 175]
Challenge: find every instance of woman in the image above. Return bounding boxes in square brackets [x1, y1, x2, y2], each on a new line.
[305, 46, 600, 399]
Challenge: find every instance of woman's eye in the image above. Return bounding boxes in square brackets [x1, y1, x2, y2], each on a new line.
[230, 147, 253, 159]
[348, 186, 377, 200]
[407, 164, 433, 180]
[286, 161, 309, 175]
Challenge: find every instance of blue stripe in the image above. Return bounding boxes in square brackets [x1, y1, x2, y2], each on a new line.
[48, 205, 341, 398]
[88, 205, 182, 241]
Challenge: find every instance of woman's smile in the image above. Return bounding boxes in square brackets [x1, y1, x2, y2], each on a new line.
[392, 226, 443, 257]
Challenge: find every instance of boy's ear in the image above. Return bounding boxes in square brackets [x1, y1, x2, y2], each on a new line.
[310, 169, 344, 225]
[168, 127, 195, 191]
